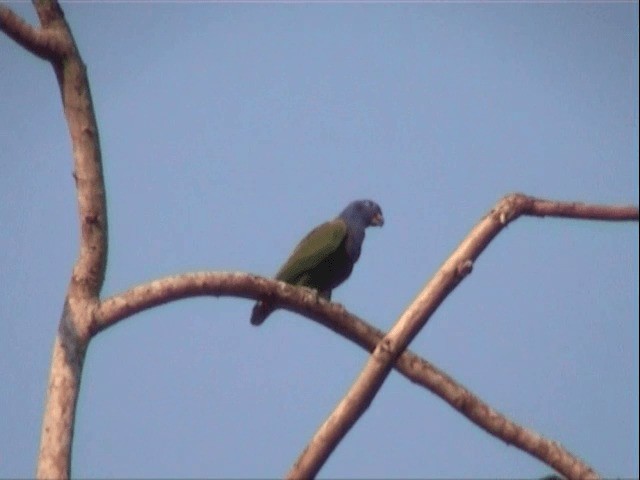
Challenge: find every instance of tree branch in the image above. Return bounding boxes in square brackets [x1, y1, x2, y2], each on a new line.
[5, 1, 111, 478]
[497, 194, 639, 223]
[0, 4, 68, 60]
[96, 269, 606, 480]
[37, 300, 87, 480]
[287, 193, 637, 480]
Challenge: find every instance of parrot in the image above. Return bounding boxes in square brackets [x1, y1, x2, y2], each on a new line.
[250, 199, 384, 325]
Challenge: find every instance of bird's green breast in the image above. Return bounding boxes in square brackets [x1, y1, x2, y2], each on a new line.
[275, 219, 348, 289]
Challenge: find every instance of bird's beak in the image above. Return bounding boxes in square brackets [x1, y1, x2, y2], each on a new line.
[371, 212, 384, 227]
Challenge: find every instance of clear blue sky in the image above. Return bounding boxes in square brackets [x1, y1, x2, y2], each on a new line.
[1, 3, 638, 478]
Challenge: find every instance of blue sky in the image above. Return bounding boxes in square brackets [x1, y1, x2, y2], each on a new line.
[1, 2, 638, 478]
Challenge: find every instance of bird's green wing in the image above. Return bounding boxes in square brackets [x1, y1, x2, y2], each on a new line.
[275, 219, 347, 284]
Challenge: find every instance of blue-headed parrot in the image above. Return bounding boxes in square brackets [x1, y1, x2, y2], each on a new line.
[251, 199, 384, 325]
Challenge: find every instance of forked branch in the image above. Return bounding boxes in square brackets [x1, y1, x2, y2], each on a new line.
[0, 3, 68, 60]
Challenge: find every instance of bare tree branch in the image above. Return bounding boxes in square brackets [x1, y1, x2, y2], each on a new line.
[37, 300, 87, 480]
[4, 1, 111, 478]
[287, 193, 638, 480]
[95, 266, 618, 480]
[0, 4, 68, 60]
[498, 194, 638, 222]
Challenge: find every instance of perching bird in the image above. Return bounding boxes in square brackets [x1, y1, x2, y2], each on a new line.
[250, 199, 384, 326]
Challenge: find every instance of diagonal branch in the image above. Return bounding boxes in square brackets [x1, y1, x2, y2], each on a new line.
[287, 194, 638, 480]
[0, 4, 68, 60]
[95, 268, 614, 480]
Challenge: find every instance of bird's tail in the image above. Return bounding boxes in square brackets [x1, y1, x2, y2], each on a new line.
[250, 300, 274, 326]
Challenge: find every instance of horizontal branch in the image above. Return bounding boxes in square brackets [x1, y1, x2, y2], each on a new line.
[500, 194, 639, 223]
[95, 271, 596, 478]
[0, 4, 68, 61]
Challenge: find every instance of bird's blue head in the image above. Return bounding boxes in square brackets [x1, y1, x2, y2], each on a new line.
[339, 199, 384, 229]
